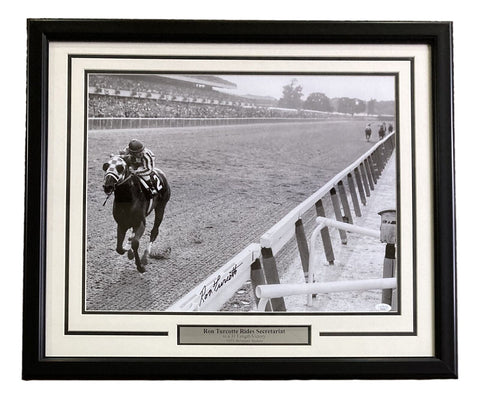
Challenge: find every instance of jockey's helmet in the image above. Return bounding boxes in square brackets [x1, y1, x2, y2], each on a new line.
[128, 139, 145, 154]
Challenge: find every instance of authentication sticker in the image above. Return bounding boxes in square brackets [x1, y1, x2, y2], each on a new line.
[178, 325, 311, 345]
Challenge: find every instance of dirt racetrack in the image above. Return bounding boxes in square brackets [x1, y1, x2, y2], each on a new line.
[86, 120, 376, 312]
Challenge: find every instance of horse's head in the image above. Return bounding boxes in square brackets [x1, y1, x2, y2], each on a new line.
[102, 155, 127, 195]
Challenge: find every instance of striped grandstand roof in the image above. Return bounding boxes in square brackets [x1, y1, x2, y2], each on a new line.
[157, 74, 237, 90]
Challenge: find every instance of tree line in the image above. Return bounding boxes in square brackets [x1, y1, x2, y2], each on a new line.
[278, 79, 395, 116]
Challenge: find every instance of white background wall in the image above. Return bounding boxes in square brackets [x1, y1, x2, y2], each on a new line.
[2, 1, 475, 396]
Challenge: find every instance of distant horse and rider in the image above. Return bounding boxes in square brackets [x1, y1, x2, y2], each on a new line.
[102, 139, 170, 273]
[378, 122, 386, 140]
[365, 123, 372, 142]
[365, 122, 394, 143]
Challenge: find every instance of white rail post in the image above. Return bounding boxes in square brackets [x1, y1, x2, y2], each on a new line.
[371, 149, 381, 177]
[378, 209, 397, 309]
[295, 219, 310, 282]
[307, 221, 325, 306]
[347, 173, 362, 217]
[330, 188, 348, 244]
[257, 298, 270, 312]
[367, 156, 378, 183]
[359, 162, 371, 197]
[337, 181, 353, 224]
[354, 167, 367, 205]
[250, 258, 271, 311]
[315, 199, 335, 264]
[261, 247, 287, 311]
[365, 160, 375, 190]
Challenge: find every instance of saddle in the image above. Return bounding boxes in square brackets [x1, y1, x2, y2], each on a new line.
[152, 168, 168, 196]
[131, 169, 167, 215]
[134, 169, 163, 193]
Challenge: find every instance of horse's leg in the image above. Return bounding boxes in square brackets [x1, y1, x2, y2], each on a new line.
[143, 199, 168, 263]
[116, 225, 128, 255]
[151, 200, 167, 242]
[131, 220, 146, 273]
[127, 229, 135, 260]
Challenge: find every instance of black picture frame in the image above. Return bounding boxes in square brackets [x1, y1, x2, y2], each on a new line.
[23, 19, 456, 379]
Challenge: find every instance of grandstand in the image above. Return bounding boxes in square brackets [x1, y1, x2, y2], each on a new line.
[88, 74, 325, 120]
[87, 74, 392, 123]
[89, 74, 255, 109]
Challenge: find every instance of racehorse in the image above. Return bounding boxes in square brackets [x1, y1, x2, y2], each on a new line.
[365, 126, 372, 142]
[378, 124, 386, 140]
[102, 155, 170, 273]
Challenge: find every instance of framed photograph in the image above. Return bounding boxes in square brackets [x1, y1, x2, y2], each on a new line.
[23, 19, 456, 379]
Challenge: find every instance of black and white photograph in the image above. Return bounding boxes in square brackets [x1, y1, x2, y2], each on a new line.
[19, 15, 460, 383]
[86, 72, 397, 313]
[45, 41, 425, 357]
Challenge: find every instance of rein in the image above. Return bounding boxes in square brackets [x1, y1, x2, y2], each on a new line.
[102, 172, 134, 206]
[116, 173, 133, 187]
[102, 192, 113, 206]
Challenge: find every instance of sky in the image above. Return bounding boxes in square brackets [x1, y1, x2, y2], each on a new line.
[216, 75, 395, 102]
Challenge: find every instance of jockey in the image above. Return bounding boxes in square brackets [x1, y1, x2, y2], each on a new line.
[378, 123, 386, 140]
[120, 139, 160, 197]
[365, 123, 372, 141]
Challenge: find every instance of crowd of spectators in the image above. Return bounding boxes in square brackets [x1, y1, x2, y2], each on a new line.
[88, 94, 326, 119]
[89, 74, 247, 105]
[88, 75, 330, 120]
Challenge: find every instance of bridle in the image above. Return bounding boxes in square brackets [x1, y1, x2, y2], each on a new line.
[102, 157, 132, 205]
